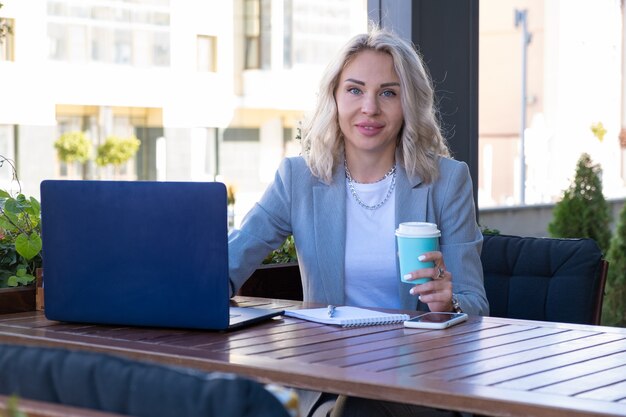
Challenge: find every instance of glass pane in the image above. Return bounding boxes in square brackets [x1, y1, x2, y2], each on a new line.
[288, 0, 364, 67]
[114, 29, 132, 64]
[479, 0, 622, 207]
[197, 35, 216, 72]
[68, 25, 87, 62]
[48, 22, 66, 60]
[152, 31, 169, 66]
[245, 37, 259, 69]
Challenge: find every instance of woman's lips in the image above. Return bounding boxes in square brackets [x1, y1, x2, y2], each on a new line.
[355, 122, 384, 136]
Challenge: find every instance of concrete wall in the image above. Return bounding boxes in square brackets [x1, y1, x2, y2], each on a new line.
[478, 198, 626, 238]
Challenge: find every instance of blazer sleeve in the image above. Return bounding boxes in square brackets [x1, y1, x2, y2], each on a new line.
[228, 159, 294, 293]
[435, 160, 489, 316]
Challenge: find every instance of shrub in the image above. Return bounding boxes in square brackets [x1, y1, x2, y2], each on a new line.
[548, 153, 611, 253]
[602, 202, 626, 326]
[95, 135, 141, 167]
[263, 235, 297, 264]
[54, 131, 92, 164]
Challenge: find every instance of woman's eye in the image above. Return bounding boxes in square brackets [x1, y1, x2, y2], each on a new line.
[348, 87, 362, 95]
[381, 90, 397, 97]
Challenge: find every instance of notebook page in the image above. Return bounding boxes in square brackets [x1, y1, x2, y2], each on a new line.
[284, 306, 410, 327]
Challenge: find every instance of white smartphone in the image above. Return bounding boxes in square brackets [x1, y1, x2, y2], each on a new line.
[403, 312, 468, 329]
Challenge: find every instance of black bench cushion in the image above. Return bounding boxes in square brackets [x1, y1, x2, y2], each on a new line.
[0, 344, 289, 417]
[481, 234, 604, 324]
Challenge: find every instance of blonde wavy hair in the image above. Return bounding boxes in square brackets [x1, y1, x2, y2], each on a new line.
[301, 27, 450, 184]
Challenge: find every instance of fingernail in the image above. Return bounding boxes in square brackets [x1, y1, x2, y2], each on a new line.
[403, 273, 412, 280]
[418, 255, 426, 261]
[409, 288, 416, 295]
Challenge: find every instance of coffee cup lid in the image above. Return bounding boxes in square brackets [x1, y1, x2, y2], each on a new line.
[395, 222, 441, 237]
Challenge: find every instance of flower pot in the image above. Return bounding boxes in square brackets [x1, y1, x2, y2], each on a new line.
[0, 285, 36, 314]
[0, 269, 42, 315]
[238, 262, 303, 301]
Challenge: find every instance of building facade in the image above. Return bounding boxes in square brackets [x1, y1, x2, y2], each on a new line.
[0, 0, 366, 224]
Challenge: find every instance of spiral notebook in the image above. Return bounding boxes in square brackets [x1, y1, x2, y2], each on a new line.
[284, 306, 410, 327]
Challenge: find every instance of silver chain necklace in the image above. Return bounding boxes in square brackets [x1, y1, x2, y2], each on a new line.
[344, 159, 397, 210]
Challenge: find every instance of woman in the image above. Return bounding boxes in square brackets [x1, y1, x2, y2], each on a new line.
[228, 28, 488, 416]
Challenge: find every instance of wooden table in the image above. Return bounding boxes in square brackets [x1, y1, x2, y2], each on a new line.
[1, 297, 625, 417]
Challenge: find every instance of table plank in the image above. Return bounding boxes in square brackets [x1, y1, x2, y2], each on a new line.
[533, 363, 626, 397]
[453, 336, 626, 385]
[423, 332, 624, 380]
[357, 327, 585, 375]
[495, 351, 626, 391]
[316, 323, 545, 367]
[575, 379, 626, 401]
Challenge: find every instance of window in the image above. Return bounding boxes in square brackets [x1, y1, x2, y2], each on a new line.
[114, 29, 132, 64]
[479, 0, 622, 206]
[244, 0, 260, 69]
[46, 1, 170, 67]
[197, 35, 217, 72]
[0, 17, 15, 62]
[223, 128, 260, 142]
[283, 0, 366, 68]
[243, 0, 270, 69]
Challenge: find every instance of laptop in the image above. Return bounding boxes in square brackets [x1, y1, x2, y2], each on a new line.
[40, 180, 283, 331]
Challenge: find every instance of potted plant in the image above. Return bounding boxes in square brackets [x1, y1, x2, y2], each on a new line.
[95, 134, 141, 177]
[238, 235, 302, 300]
[54, 130, 92, 179]
[0, 156, 42, 314]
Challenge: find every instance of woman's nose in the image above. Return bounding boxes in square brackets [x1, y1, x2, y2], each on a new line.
[361, 94, 380, 115]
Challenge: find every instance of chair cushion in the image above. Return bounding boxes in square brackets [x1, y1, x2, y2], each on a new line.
[481, 234, 603, 324]
[0, 344, 290, 417]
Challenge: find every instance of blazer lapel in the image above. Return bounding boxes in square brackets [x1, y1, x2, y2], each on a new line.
[395, 167, 429, 310]
[313, 167, 346, 305]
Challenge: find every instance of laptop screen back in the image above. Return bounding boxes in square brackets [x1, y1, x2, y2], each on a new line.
[40, 180, 231, 330]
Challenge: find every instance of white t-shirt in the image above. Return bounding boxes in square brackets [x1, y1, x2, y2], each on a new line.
[344, 174, 401, 309]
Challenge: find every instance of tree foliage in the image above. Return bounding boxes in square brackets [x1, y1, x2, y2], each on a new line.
[603, 202, 626, 327]
[548, 153, 611, 253]
[54, 131, 92, 164]
[95, 135, 141, 167]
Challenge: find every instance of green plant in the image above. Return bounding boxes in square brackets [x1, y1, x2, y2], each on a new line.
[480, 225, 500, 235]
[591, 121, 607, 142]
[602, 202, 626, 327]
[54, 131, 92, 164]
[0, 157, 42, 288]
[262, 235, 297, 264]
[1, 395, 28, 417]
[95, 135, 140, 168]
[548, 153, 611, 253]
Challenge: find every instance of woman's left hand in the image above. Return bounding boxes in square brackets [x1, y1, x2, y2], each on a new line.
[404, 251, 454, 312]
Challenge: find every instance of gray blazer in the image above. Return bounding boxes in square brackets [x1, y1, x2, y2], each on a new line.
[229, 156, 489, 316]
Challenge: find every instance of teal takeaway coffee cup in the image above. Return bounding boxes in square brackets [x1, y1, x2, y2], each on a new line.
[395, 222, 441, 284]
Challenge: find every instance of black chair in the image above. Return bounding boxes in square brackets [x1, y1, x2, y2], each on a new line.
[0, 343, 290, 417]
[481, 234, 608, 325]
